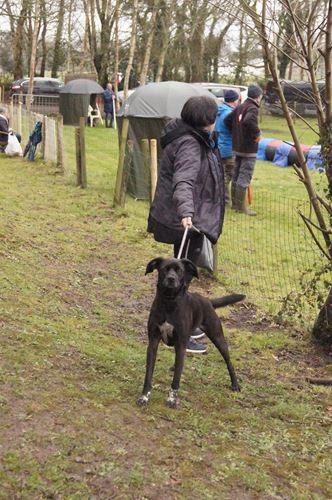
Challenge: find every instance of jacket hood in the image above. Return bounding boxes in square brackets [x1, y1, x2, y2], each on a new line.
[216, 102, 232, 118]
[160, 118, 214, 150]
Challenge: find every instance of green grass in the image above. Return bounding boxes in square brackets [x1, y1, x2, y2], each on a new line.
[0, 118, 331, 498]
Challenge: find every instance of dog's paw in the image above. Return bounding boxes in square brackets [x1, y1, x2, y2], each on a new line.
[166, 389, 178, 408]
[231, 383, 241, 392]
[136, 394, 150, 406]
[165, 398, 178, 408]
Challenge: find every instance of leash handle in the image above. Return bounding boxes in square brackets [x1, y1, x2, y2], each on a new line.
[176, 225, 201, 260]
[177, 226, 189, 259]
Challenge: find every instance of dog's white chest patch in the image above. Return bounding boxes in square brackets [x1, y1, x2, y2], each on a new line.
[159, 321, 174, 344]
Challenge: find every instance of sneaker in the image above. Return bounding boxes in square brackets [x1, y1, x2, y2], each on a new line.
[191, 327, 205, 340]
[186, 337, 207, 354]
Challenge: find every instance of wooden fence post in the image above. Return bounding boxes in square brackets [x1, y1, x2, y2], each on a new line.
[114, 117, 129, 207]
[9, 100, 13, 124]
[150, 139, 158, 202]
[41, 115, 46, 159]
[77, 117, 87, 188]
[17, 102, 22, 136]
[75, 127, 82, 186]
[141, 139, 151, 203]
[56, 114, 66, 174]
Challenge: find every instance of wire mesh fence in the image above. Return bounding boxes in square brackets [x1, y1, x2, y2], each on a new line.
[11, 93, 59, 115]
[3, 101, 329, 327]
[217, 191, 329, 321]
[124, 152, 330, 326]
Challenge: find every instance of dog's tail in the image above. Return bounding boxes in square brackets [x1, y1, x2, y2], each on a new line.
[211, 294, 246, 309]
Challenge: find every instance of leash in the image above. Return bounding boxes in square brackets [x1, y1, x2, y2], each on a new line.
[176, 225, 200, 260]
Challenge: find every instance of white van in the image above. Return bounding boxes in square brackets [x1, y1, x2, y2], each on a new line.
[193, 82, 248, 103]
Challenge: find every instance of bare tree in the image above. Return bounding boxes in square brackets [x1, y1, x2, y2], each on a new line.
[239, 0, 332, 343]
[139, 0, 160, 85]
[51, 0, 65, 77]
[83, 0, 115, 84]
[122, 0, 138, 99]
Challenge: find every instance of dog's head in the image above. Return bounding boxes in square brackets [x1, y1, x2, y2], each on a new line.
[145, 257, 198, 295]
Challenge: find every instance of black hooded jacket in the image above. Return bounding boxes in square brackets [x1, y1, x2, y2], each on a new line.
[147, 118, 225, 245]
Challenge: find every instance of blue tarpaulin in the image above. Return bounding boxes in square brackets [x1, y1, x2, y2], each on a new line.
[257, 138, 274, 160]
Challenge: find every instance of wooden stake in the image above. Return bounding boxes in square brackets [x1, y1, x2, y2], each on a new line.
[75, 127, 82, 186]
[141, 139, 151, 203]
[56, 115, 65, 174]
[114, 117, 129, 206]
[17, 102, 22, 136]
[79, 116, 87, 188]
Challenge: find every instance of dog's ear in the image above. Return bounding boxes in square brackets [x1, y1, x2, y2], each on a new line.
[145, 257, 164, 275]
[182, 258, 199, 282]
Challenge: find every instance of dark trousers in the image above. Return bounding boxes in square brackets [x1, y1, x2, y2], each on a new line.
[233, 156, 256, 188]
[105, 112, 113, 128]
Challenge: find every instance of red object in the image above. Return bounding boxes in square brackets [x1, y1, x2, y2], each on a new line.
[247, 185, 252, 205]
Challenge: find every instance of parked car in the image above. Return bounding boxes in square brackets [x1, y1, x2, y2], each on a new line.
[193, 82, 248, 103]
[10, 77, 64, 97]
[264, 79, 325, 116]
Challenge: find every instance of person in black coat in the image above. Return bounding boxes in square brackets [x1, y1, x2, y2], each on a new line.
[147, 95, 225, 353]
[224, 84, 263, 215]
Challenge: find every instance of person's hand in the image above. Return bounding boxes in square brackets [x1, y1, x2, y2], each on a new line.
[181, 216, 192, 228]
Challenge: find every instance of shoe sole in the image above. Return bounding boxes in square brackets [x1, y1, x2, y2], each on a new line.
[186, 348, 207, 354]
[191, 333, 205, 340]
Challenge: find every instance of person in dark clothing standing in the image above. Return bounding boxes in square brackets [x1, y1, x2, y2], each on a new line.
[102, 83, 115, 128]
[224, 84, 263, 216]
[147, 95, 225, 353]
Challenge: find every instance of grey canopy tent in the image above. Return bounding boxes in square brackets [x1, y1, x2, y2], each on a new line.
[116, 81, 217, 199]
[59, 79, 104, 125]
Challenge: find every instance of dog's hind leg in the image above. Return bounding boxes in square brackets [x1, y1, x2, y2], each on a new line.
[207, 324, 240, 392]
[137, 336, 160, 406]
[166, 341, 186, 408]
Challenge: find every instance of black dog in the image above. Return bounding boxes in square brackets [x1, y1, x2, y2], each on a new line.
[137, 257, 245, 408]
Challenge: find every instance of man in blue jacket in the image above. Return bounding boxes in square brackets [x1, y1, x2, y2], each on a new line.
[215, 90, 240, 206]
[102, 83, 115, 128]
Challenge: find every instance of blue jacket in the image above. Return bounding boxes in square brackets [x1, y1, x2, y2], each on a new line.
[215, 102, 234, 158]
[102, 89, 115, 113]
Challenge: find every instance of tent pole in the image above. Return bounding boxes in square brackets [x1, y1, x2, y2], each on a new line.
[114, 117, 129, 207]
[150, 139, 158, 202]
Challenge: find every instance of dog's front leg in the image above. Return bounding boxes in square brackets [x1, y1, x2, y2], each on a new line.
[137, 336, 160, 406]
[166, 341, 186, 408]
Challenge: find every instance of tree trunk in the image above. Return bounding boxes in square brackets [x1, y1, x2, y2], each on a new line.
[39, 2, 47, 77]
[312, 286, 332, 344]
[51, 0, 65, 78]
[12, 0, 29, 79]
[140, 0, 159, 85]
[123, 0, 138, 99]
[155, 0, 175, 82]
